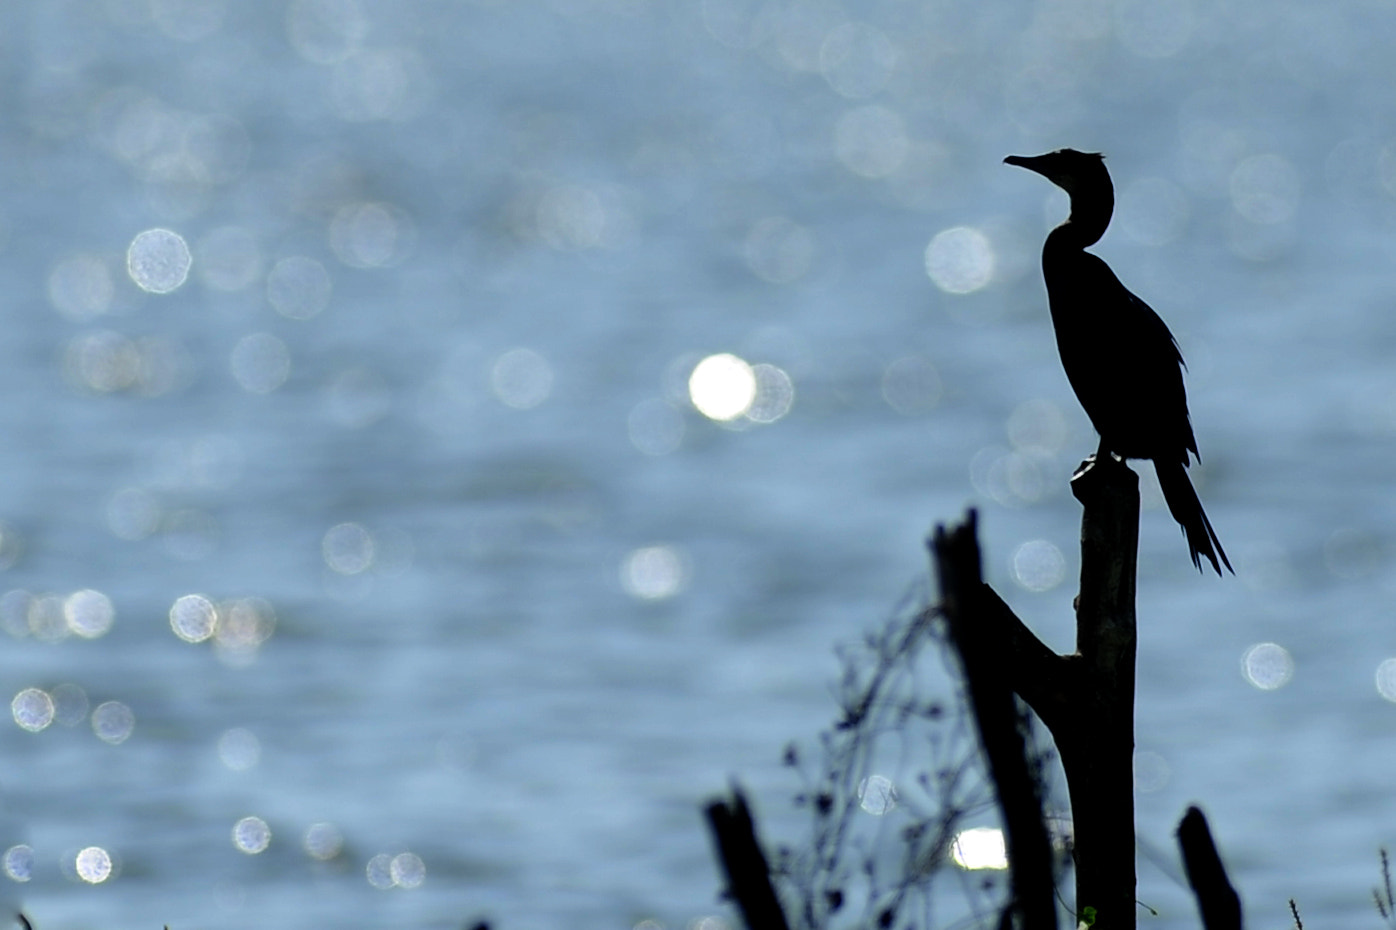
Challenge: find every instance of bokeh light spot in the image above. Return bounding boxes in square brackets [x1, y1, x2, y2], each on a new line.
[323, 522, 375, 575]
[834, 105, 909, 179]
[1012, 540, 1067, 592]
[64, 330, 143, 394]
[329, 201, 415, 268]
[127, 228, 192, 294]
[61, 329, 189, 396]
[857, 774, 897, 815]
[366, 852, 395, 889]
[951, 827, 1008, 870]
[1241, 642, 1294, 691]
[1134, 750, 1171, 793]
[218, 728, 261, 771]
[390, 852, 426, 889]
[107, 487, 162, 541]
[214, 597, 277, 655]
[92, 701, 135, 744]
[232, 816, 271, 854]
[48, 255, 114, 320]
[65, 589, 115, 639]
[266, 256, 332, 320]
[304, 822, 344, 861]
[3, 845, 33, 882]
[170, 593, 217, 642]
[689, 354, 756, 421]
[287, 0, 366, 64]
[12, 688, 54, 733]
[0, 592, 33, 634]
[621, 546, 686, 601]
[1230, 154, 1301, 225]
[74, 847, 112, 883]
[1376, 658, 1396, 702]
[490, 348, 553, 410]
[970, 446, 1051, 507]
[882, 356, 942, 415]
[772, 0, 843, 72]
[331, 47, 430, 123]
[536, 185, 607, 250]
[1007, 398, 1068, 454]
[925, 227, 995, 294]
[747, 363, 795, 424]
[231, 333, 291, 394]
[51, 683, 90, 727]
[27, 595, 68, 642]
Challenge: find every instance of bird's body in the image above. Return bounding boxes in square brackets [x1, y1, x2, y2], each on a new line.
[1005, 149, 1231, 574]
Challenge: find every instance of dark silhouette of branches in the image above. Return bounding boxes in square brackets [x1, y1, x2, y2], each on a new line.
[772, 590, 1004, 928]
[759, 565, 1069, 930]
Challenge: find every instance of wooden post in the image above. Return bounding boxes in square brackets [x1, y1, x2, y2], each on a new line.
[704, 786, 792, 930]
[1058, 455, 1138, 927]
[930, 453, 1140, 928]
[1178, 806, 1243, 930]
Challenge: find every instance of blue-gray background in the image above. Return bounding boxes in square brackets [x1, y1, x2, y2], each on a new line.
[0, 0, 1392, 927]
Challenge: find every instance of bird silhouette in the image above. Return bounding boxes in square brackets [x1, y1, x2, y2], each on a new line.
[1005, 148, 1231, 575]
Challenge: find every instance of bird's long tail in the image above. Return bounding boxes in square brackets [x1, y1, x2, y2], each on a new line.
[1155, 460, 1232, 575]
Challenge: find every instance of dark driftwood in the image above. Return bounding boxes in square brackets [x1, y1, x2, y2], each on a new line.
[931, 453, 1139, 929]
[704, 787, 791, 930]
[934, 511, 1058, 930]
[1178, 806, 1243, 930]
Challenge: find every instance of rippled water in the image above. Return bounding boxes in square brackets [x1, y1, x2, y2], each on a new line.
[1, 1, 1396, 928]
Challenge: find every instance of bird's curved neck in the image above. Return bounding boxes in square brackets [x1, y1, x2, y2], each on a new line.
[1049, 188, 1113, 250]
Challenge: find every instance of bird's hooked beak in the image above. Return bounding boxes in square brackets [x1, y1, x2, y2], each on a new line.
[1004, 154, 1046, 174]
[1004, 152, 1077, 196]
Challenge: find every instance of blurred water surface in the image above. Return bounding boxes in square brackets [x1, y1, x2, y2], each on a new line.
[1, 1, 1395, 927]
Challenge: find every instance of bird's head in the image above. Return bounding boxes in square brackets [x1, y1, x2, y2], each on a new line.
[1004, 148, 1108, 197]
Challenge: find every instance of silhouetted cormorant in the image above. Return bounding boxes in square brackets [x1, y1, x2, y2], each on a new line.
[1005, 149, 1231, 575]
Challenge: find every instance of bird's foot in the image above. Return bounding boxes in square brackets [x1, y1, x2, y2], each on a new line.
[1073, 439, 1126, 480]
[1072, 449, 1128, 482]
